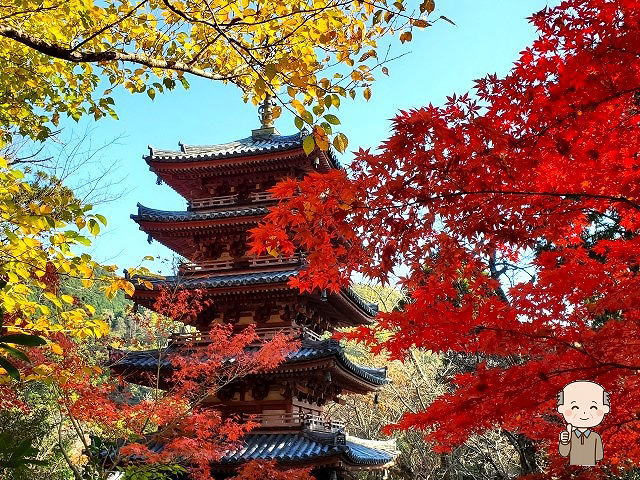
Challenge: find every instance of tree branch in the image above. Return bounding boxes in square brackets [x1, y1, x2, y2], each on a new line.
[0, 26, 240, 81]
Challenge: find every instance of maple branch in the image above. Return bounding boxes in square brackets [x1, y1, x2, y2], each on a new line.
[0, 26, 240, 81]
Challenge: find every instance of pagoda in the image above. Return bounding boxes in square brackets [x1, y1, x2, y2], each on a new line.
[110, 99, 396, 479]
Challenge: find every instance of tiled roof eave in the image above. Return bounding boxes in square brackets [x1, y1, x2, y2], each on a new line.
[131, 204, 269, 223]
[110, 338, 387, 386]
[132, 269, 299, 291]
[145, 133, 304, 164]
[217, 433, 393, 467]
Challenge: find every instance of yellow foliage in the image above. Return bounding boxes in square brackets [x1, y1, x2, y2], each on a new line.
[0, 158, 145, 356]
[0, 0, 434, 143]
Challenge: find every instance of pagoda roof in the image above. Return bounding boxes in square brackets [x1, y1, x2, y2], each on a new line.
[142, 269, 299, 289]
[132, 203, 268, 223]
[146, 133, 304, 163]
[110, 337, 388, 387]
[108, 431, 395, 469]
[136, 270, 378, 318]
[145, 131, 341, 171]
[220, 431, 395, 467]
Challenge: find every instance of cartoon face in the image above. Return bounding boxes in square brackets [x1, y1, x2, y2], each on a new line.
[557, 381, 610, 429]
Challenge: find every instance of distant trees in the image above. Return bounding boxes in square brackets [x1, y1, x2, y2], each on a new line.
[334, 286, 526, 479]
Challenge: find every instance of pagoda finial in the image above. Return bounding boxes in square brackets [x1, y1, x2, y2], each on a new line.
[252, 94, 280, 138]
[259, 94, 276, 128]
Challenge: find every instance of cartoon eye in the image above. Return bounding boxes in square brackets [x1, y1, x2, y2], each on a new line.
[571, 406, 579, 410]
[590, 406, 598, 410]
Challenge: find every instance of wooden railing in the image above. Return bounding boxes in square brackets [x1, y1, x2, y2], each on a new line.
[243, 412, 346, 432]
[178, 253, 301, 274]
[188, 191, 274, 210]
[169, 326, 323, 347]
[190, 195, 236, 209]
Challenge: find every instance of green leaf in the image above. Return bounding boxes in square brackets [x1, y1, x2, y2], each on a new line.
[147, 88, 156, 100]
[0, 356, 19, 380]
[323, 114, 340, 125]
[294, 116, 304, 130]
[75, 235, 92, 246]
[88, 218, 100, 235]
[95, 214, 108, 226]
[301, 110, 313, 125]
[0, 334, 46, 346]
[0, 344, 29, 362]
[320, 122, 333, 135]
[302, 135, 315, 156]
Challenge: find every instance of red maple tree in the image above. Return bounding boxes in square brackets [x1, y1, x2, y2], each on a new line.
[251, 0, 640, 476]
[24, 287, 299, 480]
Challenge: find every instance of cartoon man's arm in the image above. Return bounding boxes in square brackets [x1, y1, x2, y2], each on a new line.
[559, 424, 572, 458]
[595, 433, 603, 463]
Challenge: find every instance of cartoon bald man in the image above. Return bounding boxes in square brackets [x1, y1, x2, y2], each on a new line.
[557, 380, 610, 466]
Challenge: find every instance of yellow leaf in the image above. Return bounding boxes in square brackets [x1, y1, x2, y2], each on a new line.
[333, 133, 349, 153]
[50, 343, 63, 355]
[61, 294, 74, 304]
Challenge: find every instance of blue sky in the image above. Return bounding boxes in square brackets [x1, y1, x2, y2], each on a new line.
[57, 0, 555, 274]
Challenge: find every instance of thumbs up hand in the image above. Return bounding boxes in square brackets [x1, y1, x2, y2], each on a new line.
[560, 423, 572, 443]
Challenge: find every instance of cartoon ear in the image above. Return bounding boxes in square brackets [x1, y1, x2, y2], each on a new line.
[557, 405, 565, 414]
[602, 404, 610, 414]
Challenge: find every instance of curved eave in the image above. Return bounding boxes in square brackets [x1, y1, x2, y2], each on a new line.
[145, 142, 338, 172]
[131, 203, 268, 224]
[145, 133, 305, 163]
[130, 271, 298, 312]
[131, 204, 267, 257]
[110, 339, 387, 391]
[131, 269, 378, 323]
[272, 359, 386, 394]
[283, 339, 387, 388]
[147, 146, 306, 169]
[217, 432, 394, 470]
[325, 290, 377, 326]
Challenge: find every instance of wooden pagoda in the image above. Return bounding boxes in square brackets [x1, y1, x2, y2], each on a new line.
[110, 102, 396, 479]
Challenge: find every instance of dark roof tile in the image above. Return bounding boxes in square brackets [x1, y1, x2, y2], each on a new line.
[147, 133, 303, 162]
[136, 269, 377, 317]
[131, 204, 268, 222]
[143, 270, 299, 289]
[220, 433, 393, 466]
[111, 338, 388, 386]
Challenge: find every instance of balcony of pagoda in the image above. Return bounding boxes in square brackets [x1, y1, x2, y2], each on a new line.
[242, 412, 346, 434]
[168, 325, 323, 348]
[188, 191, 275, 210]
[177, 253, 302, 276]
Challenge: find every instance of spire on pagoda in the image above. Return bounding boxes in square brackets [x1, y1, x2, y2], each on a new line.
[252, 94, 280, 139]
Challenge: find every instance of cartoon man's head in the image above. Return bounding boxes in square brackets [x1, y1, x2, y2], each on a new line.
[557, 380, 610, 429]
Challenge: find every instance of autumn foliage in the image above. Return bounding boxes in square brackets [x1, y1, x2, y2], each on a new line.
[228, 460, 313, 480]
[251, 0, 640, 476]
[6, 287, 297, 479]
